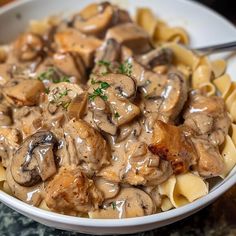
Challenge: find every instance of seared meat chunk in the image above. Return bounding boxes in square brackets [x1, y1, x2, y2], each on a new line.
[45, 166, 103, 215]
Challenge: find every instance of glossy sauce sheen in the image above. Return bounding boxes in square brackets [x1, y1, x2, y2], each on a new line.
[0, 1, 231, 219]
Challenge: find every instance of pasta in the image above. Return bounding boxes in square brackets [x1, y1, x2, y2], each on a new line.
[164, 43, 200, 70]
[135, 8, 157, 37]
[221, 135, 236, 177]
[0, 1, 235, 219]
[159, 173, 208, 208]
[154, 21, 189, 45]
[211, 59, 227, 78]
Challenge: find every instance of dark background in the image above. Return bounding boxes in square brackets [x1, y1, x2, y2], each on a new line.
[0, 0, 236, 236]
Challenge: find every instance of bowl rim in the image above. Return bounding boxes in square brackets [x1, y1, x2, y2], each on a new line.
[0, 0, 236, 228]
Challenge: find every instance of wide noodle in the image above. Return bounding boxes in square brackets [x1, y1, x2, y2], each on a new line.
[0, 2, 235, 218]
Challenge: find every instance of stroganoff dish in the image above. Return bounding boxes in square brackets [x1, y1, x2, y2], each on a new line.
[0, 2, 236, 218]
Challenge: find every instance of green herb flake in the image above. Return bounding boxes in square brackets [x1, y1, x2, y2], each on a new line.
[89, 81, 110, 101]
[38, 68, 70, 84]
[114, 112, 120, 118]
[50, 88, 71, 111]
[45, 88, 50, 94]
[118, 60, 132, 76]
[98, 60, 111, 67]
[111, 202, 116, 210]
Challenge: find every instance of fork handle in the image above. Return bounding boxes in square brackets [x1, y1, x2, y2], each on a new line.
[195, 41, 236, 54]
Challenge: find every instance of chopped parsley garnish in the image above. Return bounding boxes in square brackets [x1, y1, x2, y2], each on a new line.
[114, 112, 120, 118]
[91, 77, 103, 85]
[118, 59, 132, 76]
[50, 88, 71, 110]
[111, 202, 116, 210]
[89, 81, 110, 101]
[38, 68, 70, 83]
[45, 88, 50, 94]
[98, 60, 111, 67]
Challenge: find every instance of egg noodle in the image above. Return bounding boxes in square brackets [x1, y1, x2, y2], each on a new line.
[0, 2, 235, 218]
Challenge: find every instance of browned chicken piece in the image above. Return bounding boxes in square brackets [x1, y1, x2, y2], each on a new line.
[13, 33, 44, 61]
[54, 28, 102, 68]
[64, 119, 110, 175]
[183, 91, 231, 146]
[45, 166, 103, 216]
[3, 78, 45, 107]
[129, 57, 188, 123]
[13, 107, 43, 138]
[191, 138, 224, 177]
[148, 120, 198, 174]
[52, 52, 86, 83]
[106, 23, 152, 54]
[121, 142, 173, 186]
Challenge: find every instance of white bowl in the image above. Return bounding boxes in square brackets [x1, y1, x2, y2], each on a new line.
[0, 0, 236, 234]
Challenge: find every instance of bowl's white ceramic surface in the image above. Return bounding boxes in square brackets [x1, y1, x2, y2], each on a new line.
[0, 0, 236, 234]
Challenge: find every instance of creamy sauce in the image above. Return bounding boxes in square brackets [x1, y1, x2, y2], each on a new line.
[0, 1, 231, 218]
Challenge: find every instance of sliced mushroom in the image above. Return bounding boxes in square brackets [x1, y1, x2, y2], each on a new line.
[158, 71, 188, 122]
[89, 187, 155, 219]
[67, 92, 88, 120]
[116, 120, 141, 142]
[88, 74, 140, 134]
[73, 2, 114, 36]
[10, 131, 58, 187]
[55, 28, 102, 67]
[106, 23, 152, 54]
[0, 104, 12, 126]
[136, 48, 173, 69]
[98, 73, 136, 98]
[52, 52, 86, 83]
[94, 177, 120, 199]
[13, 33, 44, 61]
[6, 167, 43, 206]
[90, 96, 117, 135]
[148, 120, 198, 174]
[95, 38, 121, 63]
[45, 166, 103, 215]
[112, 7, 132, 25]
[3, 79, 45, 107]
[64, 119, 110, 174]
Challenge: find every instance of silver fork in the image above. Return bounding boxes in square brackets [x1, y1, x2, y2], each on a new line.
[194, 41, 236, 55]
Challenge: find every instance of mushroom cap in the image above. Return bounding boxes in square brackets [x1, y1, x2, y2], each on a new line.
[13, 33, 43, 61]
[73, 3, 114, 36]
[95, 38, 121, 63]
[94, 177, 120, 199]
[89, 187, 155, 218]
[158, 71, 188, 122]
[11, 131, 58, 187]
